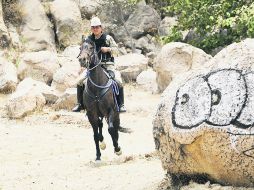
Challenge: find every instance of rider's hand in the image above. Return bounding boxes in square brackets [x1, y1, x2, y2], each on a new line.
[101, 47, 111, 53]
[79, 67, 86, 74]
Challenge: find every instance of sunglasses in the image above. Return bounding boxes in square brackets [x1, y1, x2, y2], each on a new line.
[91, 26, 101, 29]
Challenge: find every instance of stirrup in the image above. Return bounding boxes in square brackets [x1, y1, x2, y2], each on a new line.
[119, 104, 126, 113]
[72, 104, 84, 112]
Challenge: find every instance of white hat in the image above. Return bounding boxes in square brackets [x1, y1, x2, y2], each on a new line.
[90, 17, 102, 27]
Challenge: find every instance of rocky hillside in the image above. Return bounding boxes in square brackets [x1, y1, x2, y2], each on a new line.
[0, 0, 174, 54]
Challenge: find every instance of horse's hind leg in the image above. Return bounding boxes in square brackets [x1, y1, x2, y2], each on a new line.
[113, 114, 122, 155]
[98, 118, 103, 141]
[108, 110, 121, 155]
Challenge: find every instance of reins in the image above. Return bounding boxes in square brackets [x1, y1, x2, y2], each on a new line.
[87, 51, 102, 71]
[86, 48, 113, 89]
[87, 70, 113, 89]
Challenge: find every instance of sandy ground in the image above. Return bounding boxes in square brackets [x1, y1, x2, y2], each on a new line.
[0, 84, 166, 190]
[0, 84, 253, 190]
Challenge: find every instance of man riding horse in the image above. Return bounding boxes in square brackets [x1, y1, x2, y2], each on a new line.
[72, 17, 127, 113]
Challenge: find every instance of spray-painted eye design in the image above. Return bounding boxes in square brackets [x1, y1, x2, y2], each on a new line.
[206, 70, 246, 126]
[172, 77, 211, 129]
[172, 69, 254, 128]
[243, 147, 254, 158]
[171, 69, 254, 159]
[236, 72, 254, 127]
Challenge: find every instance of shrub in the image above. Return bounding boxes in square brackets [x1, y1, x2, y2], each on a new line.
[161, 0, 254, 54]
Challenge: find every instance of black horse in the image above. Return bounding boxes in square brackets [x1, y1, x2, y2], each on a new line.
[78, 38, 122, 161]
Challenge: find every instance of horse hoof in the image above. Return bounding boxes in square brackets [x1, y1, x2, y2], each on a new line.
[115, 148, 122, 156]
[99, 141, 106, 150]
[91, 159, 103, 167]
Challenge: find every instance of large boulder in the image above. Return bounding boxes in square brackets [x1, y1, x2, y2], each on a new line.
[17, 51, 59, 85]
[53, 87, 76, 110]
[208, 38, 254, 70]
[118, 4, 160, 40]
[115, 53, 148, 82]
[154, 42, 212, 92]
[133, 35, 160, 54]
[50, 0, 83, 48]
[78, 0, 102, 19]
[51, 55, 81, 91]
[111, 4, 160, 44]
[62, 45, 80, 59]
[5, 78, 47, 118]
[153, 38, 254, 187]
[19, 0, 56, 51]
[0, 57, 18, 93]
[136, 68, 158, 93]
[158, 16, 178, 36]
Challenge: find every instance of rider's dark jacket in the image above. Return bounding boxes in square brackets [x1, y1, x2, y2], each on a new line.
[87, 33, 114, 62]
[79, 33, 119, 67]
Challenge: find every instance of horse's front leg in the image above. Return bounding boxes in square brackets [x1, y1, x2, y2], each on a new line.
[92, 126, 101, 160]
[87, 113, 101, 160]
[108, 110, 121, 155]
[98, 117, 106, 150]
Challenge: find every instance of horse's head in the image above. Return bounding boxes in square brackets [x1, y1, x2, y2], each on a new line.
[78, 38, 96, 67]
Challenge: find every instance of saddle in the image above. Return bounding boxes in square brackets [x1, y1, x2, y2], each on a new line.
[101, 62, 115, 79]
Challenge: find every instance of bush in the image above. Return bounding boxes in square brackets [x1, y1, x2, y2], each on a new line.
[161, 0, 254, 54]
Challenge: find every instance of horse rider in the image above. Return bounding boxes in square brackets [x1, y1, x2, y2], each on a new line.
[72, 16, 127, 113]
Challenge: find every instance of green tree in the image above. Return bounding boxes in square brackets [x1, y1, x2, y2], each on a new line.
[162, 0, 254, 54]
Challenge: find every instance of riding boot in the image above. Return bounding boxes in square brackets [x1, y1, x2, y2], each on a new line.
[118, 87, 126, 113]
[72, 84, 85, 112]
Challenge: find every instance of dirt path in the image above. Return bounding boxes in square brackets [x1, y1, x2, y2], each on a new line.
[0, 85, 166, 190]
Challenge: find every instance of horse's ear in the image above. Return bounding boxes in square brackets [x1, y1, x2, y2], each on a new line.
[83, 37, 90, 44]
[81, 35, 86, 42]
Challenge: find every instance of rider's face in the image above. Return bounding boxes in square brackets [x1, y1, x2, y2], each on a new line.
[91, 25, 102, 36]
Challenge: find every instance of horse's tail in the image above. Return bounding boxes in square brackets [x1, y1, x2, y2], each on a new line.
[118, 126, 133, 133]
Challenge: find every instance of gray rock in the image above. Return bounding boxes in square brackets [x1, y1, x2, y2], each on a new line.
[0, 57, 18, 93]
[153, 38, 254, 187]
[115, 53, 148, 82]
[53, 87, 76, 110]
[62, 45, 80, 59]
[50, 0, 83, 48]
[20, 0, 56, 51]
[158, 16, 178, 36]
[5, 78, 47, 118]
[136, 68, 158, 93]
[17, 51, 59, 85]
[78, 0, 102, 19]
[112, 4, 160, 45]
[154, 42, 212, 93]
[124, 5, 160, 39]
[51, 55, 81, 91]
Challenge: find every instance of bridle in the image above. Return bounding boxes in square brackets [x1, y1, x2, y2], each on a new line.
[81, 41, 112, 88]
